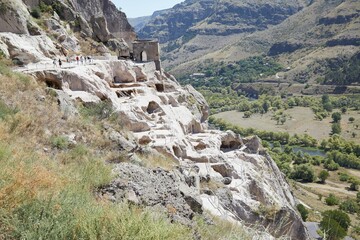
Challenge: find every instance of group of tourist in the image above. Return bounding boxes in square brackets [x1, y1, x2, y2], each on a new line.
[52, 55, 93, 68]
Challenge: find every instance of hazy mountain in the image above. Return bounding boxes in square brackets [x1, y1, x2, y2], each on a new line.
[128, 16, 151, 32]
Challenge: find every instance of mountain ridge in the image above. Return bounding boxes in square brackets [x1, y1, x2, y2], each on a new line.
[135, 0, 359, 89]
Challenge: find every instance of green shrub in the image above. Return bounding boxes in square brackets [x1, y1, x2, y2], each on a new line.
[331, 112, 341, 123]
[80, 101, 114, 120]
[339, 199, 360, 214]
[318, 170, 329, 183]
[331, 123, 341, 135]
[320, 210, 350, 240]
[320, 217, 347, 240]
[296, 204, 309, 221]
[349, 179, 360, 191]
[290, 164, 316, 182]
[30, 7, 41, 19]
[0, 100, 18, 120]
[39, 1, 53, 13]
[325, 194, 339, 206]
[51, 135, 70, 150]
[338, 172, 350, 181]
[0, 2, 7, 15]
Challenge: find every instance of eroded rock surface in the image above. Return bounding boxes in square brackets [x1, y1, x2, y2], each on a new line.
[9, 36, 309, 238]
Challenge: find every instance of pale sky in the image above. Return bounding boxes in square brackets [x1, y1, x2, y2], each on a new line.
[112, 0, 184, 18]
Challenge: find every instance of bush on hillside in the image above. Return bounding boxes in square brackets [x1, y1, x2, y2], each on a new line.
[339, 199, 360, 214]
[320, 210, 350, 240]
[325, 194, 339, 206]
[296, 204, 309, 221]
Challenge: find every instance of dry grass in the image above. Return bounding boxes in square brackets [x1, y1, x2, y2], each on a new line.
[196, 215, 252, 240]
[138, 150, 179, 170]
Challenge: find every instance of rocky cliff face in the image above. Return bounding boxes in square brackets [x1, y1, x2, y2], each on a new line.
[0, 32, 309, 239]
[0, 0, 135, 54]
[66, 0, 135, 43]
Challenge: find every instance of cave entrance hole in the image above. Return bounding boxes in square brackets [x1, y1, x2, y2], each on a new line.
[155, 83, 164, 92]
[45, 79, 61, 90]
[146, 101, 160, 114]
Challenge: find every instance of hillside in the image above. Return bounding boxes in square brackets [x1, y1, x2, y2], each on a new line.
[136, 0, 360, 90]
[0, 0, 311, 239]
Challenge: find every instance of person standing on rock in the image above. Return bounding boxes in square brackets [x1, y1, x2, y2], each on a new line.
[58, 59, 62, 68]
[76, 56, 79, 65]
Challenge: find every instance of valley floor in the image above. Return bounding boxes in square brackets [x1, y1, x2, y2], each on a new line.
[213, 107, 360, 144]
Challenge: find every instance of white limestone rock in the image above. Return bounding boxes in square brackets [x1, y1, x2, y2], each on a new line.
[20, 58, 308, 239]
[0, 33, 58, 64]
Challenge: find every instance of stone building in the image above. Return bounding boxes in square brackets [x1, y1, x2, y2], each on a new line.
[132, 39, 161, 71]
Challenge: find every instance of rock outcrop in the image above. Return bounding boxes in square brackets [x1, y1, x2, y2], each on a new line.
[0, 0, 136, 56]
[0, 0, 31, 35]
[67, 0, 136, 44]
[0, 33, 58, 64]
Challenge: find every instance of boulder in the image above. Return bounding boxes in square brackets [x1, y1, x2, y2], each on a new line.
[90, 15, 111, 42]
[0, 33, 58, 64]
[0, 0, 29, 34]
[106, 38, 129, 53]
[98, 163, 200, 226]
[243, 135, 265, 154]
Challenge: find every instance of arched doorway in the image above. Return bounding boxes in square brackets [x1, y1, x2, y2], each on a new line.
[140, 51, 148, 62]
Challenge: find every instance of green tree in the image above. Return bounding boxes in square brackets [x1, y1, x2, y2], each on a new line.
[320, 217, 347, 240]
[290, 164, 316, 182]
[331, 123, 341, 135]
[280, 116, 286, 125]
[349, 179, 360, 191]
[243, 111, 251, 118]
[331, 112, 342, 123]
[320, 210, 350, 240]
[296, 204, 309, 221]
[349, 117, 355, 123]
[341, 107, 347, 114]
[318, 170, 329, 184]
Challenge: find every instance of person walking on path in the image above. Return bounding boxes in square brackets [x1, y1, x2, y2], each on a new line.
[58, 59, 62, 68]
[53, 59, 57, 68]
